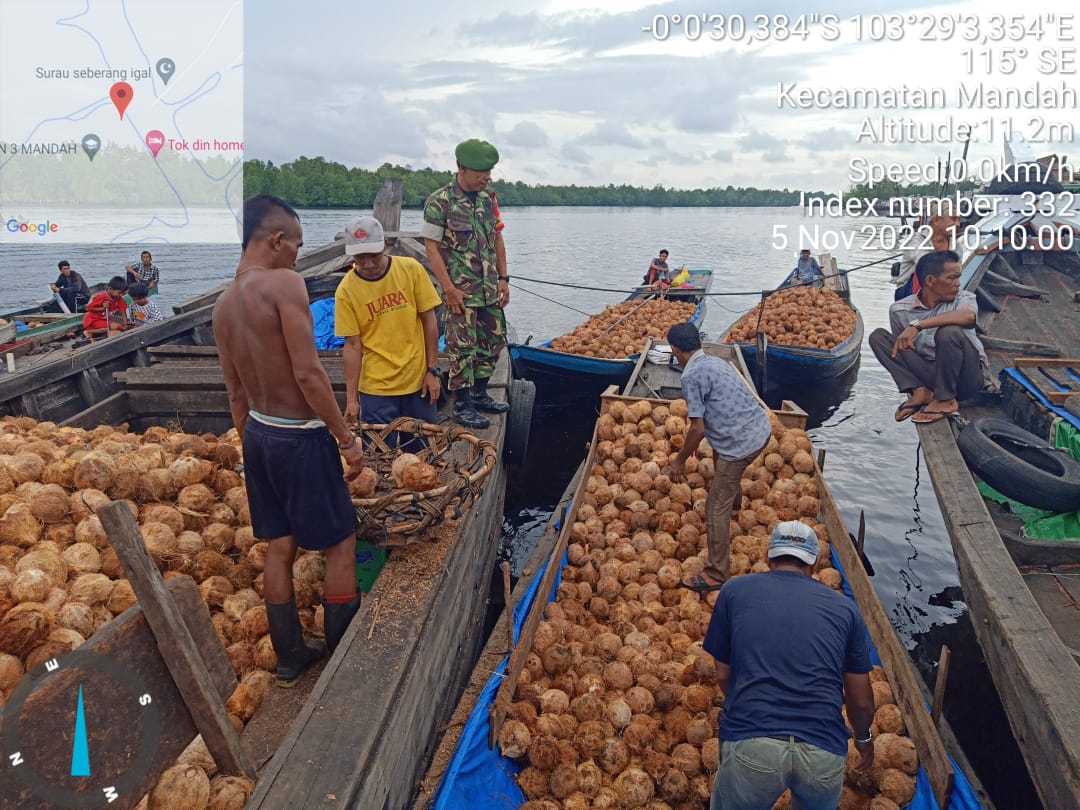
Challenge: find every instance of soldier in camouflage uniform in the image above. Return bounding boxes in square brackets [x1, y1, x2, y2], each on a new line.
[421, 139, 510, 429]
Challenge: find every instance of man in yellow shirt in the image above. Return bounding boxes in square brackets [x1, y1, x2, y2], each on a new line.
[335, 216, 443, 442]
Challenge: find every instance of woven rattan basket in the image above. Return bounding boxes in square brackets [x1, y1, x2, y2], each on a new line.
[352, 417, 497, 545]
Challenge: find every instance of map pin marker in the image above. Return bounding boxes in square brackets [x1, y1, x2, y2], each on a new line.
[145, 130, 165, 158]
[155, 57, 175, 85]
[110, 82, 133, 119]
[81, 133, 100, 162]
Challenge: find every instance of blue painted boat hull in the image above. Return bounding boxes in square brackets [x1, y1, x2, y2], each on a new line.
[725, 268, 863, 386]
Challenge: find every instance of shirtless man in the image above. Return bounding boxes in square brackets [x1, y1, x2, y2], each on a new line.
[214, 195, 366, 686]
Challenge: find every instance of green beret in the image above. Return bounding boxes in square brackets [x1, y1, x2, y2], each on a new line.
[455, 139, 499, 171]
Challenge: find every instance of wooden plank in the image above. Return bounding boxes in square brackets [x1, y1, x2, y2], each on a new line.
[918, 418, 1080, 810]
[818, 464, 955, 808]
[61, 391, 133, 428]
[373, 178, 404, 234]
[1022, 571, 1080, 658]
[0, 577, 234, 810]
[931, 645, 951, 727]
[1013, 357, 1080, 369]
[97, 502, 256, 779]
[0, 305, 214, 404]
[248, 354, 510, 809]
[76, 367, 106, 406]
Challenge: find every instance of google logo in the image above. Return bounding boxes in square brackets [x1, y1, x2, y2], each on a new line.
[4, 218, 59, 235]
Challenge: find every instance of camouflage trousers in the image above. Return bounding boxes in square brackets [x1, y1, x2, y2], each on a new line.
[444, 304, 506, 391]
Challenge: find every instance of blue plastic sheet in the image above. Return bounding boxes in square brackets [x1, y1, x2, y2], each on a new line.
[310, 298, 344, 350]
[1002, 367, 1080, 431]
[435, 535, 982, 809]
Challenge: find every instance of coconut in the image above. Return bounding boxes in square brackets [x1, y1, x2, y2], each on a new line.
[137, 470, 173, 502]
[28, 484, 70, 525]
[62, 543, 102, 575]
[0, 651, 24, 692]
[73, 453, 115, 491]
[141, 522, 178, 565]
[106, 579, 138, 615]
[871, 681, 895, 709]
[497, 718, 533, 759]
[148, 764, 211, 810]
[6, 452, 45, 484]
[401, 461, 439, 492]
[48, 627, 85, 651]
[169, 456, 207, 490]
[178, 483, 216, 514]
[176, 530, 205, 556]
[75, 516, 108, 549]
[222, 487, 250, 524]
[0, 602, 53, 657]
[253, 634, 277, 672]
[178, 734, 218, 777]
[69, 573, 114, 606]
[238, 605, 269, 641]
[169, 434, 210, 458]
[390, 453, 422, 486]
[0, 502, 41, 547]
[15, 548, 67, 586]
[349, 466, 378, 498]
[57, 601, 95, 637]
[226, 641, 256, 677]
[10, 569, 52, 603]
[42, 585, 68, 615]
[878, 768, 916, 806]
[880, 734, 918, 775]
[141, 504, 185, 536]
[213, 469, 243, 496]
[613, 766, 654, 808]
[225, 669, 274, 722]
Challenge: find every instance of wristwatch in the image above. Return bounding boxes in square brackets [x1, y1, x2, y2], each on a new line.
[854, 729, 873, 744]
[910, 319, 922, 332]
[427, 366, 442, 377]
[498, 275, 510, 282]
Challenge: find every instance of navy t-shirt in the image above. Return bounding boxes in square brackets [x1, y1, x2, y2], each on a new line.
[703, 569, 872, 756]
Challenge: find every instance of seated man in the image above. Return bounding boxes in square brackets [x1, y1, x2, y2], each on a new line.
[870, 250, 989, 424]
[51, 260, 91, 311]
[82, 276, 129, 339]
[128, 283, 165, 323]
[790, 249, 823, 287]
[644, 249, 670, 286]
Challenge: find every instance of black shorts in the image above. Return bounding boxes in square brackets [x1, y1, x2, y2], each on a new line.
[242, 419, 357, 550]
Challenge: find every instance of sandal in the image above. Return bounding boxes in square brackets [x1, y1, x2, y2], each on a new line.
[678, 574, 725, 593]
[911, 407, 956, 424]
[894, 401, 926, 422]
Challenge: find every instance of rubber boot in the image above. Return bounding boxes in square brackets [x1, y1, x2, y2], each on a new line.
[453, 387, 490, 429]
[324, 595, 362, 654]
[472, 377, 510, 414]
[266, 598, 326, 687]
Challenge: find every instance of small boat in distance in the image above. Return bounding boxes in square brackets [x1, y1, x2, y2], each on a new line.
[509, 267, 713, 398]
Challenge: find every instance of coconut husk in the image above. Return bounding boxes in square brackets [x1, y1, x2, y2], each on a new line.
[0, 602, 53, 657]
[148, 764, 211, 810]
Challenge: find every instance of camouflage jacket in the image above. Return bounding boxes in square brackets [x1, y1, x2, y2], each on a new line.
[420, 180, 504, 307]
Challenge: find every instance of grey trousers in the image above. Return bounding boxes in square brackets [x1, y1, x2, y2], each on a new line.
[870, 325, 984, 401]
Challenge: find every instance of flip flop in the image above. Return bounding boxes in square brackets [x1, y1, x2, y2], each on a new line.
[678, 574, 725, 593]
[911, 407, 956, 424]
[894, 401, 926, 422]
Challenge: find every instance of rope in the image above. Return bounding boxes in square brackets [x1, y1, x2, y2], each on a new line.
[509, 253, 901, 299]
[508, 282, 592, 316]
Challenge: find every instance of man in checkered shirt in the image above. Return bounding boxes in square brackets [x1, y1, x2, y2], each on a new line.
[125, 250, 160, 288]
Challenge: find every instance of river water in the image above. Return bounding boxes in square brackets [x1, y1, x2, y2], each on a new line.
[0, 206, 1037, 807]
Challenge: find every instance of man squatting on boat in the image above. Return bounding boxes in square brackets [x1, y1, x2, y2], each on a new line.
[871, 250, 990, 425]
[214, 195, 366, 687]
[422, 139, 510, 430]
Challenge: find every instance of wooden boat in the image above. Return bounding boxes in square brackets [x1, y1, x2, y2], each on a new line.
[722, 255, 863, 390]
[915, 145, 1080, 809]
[0, 241, 351, 424]
[508, 268, 713, 396]
[417, 351, 986, 810]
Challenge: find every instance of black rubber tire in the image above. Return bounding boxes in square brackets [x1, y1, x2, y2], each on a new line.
[957, 417, 1080, 512]
[503, 378, 535, 464]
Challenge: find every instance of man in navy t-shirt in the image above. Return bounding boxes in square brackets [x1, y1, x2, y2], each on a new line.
[704, 521, 877, 809]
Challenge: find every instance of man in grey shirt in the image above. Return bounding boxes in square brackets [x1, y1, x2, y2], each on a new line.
[870, 250, 988, 423]
[668, 323, 772, 591]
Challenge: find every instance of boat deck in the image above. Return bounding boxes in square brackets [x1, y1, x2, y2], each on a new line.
[1021, 564, 1080, 660]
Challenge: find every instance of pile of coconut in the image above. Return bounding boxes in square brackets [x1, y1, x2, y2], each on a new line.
[0, 416, 332, 808]
[726, 285, 857, 350]
[548, 299, 698, 360]
[497, 399, 919, 810]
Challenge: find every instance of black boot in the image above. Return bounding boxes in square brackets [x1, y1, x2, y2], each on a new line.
[324, 595, 362, 654]
[453, 387, 490, 429]
[472, 378, 510, 414]
[266, 598, 326, 687]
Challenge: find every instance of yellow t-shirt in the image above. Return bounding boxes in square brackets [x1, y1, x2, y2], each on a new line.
[334, 256, 443, 395]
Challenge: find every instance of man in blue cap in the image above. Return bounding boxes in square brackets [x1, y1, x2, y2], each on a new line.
[704, 521, 877, 809]
[421, 139, 510, 429]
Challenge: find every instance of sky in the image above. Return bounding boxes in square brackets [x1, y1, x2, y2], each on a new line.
[245, 0, 1080, 192]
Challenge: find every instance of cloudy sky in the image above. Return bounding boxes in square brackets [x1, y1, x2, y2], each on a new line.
[246, 0, 1079, 192]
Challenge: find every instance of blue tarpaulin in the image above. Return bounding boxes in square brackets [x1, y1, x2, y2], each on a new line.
[310, 298, 344, 350]
[433, 536, 983, 809]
